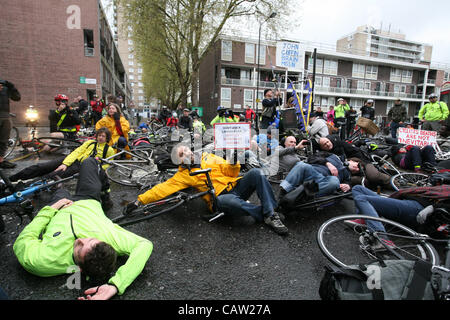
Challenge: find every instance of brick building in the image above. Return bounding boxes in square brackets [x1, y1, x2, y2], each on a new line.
[0, 0, 131, 125]
[199, 34, 450, 125]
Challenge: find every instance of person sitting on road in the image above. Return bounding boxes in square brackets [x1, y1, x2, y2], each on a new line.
[95, 103, 130, 152]
[124, 144, 289, 235]
[166, 112, 179, 131]
[8, 127, 115, 210]
[268, 136, 309, 176]
[278, 153, 358, 209]
[346, 184, 450, 246]
[309, 111, 329, 142]
[13, 157, 153, 300]
[390, 144, 437, 173]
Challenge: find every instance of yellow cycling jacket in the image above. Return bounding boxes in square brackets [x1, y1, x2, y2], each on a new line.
[95, 115, 130, 146]
[62, 140, 115, 170]
[137, 153, 241, 211]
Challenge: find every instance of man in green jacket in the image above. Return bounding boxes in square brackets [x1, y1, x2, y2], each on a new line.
[334, 98, 350, 140]
[13, 157, 153, 300]
[418, 93, 449, 131]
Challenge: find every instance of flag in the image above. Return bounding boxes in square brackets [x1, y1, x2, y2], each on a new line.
[303, 79, 313, 133]
[287, 81, 307, 132]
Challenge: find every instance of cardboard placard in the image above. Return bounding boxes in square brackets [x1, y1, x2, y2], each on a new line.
[397, 128, 437, 147]
[214, 123, 251, 150]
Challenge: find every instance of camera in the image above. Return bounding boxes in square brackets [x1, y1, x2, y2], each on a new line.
[0, 80, 6, 85]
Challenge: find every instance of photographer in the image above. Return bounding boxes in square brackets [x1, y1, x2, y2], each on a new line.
[48, 95, 81, 140]
[210, 106, 236, 126]
[261, 89, 282, 129]
[0, 79, 21, 169]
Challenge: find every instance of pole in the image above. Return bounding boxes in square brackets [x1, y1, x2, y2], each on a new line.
[312, 48, 317, 111]
[255, 23, 262, 135]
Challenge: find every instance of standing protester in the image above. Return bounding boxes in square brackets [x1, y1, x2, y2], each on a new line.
[48, 96, 81, 140]
[345, 106, 358, 138]
[418, 93, 449, 131]
[244, 105, 256, 123]
[158, 106, 172, 124]
[327, 106, 335, 124]
[178, 108, 193, 131]
[166, 112, 179, 131]
[91, 94, 106, 125]
[334, 98, 350, 140]
[260, 89, 282, 129]
[387, 99, 408, 139]
[0, 79, 20, 169]
[360, 99, 376, 121]
[210, 106, 235, 126]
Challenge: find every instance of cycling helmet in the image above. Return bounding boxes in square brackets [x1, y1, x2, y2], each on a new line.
[172, 112, 178, 117]
[429, 93, 438, 99]
[59, 94, 69, 101]
[54, 94, 62, 101]
[217, 106, 226, 112]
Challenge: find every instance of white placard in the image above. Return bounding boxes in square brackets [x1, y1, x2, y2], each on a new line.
[276, 41, 304, 72]
[397, 128, 437, 147]
[214, 122, 251, 150]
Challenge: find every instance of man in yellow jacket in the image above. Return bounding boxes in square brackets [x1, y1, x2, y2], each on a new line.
[124, 144, 288, 235]
[418, 93, 449, 131]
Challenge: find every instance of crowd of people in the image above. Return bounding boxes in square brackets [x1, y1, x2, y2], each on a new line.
[0, 82, 449, 300]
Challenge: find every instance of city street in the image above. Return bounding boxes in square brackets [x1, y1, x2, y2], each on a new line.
[0, 141, 356, 301]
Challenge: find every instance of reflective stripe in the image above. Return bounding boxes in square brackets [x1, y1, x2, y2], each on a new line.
[57, 113, 76, 132]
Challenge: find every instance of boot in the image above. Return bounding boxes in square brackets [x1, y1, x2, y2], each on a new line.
[101, 191, 114, 212]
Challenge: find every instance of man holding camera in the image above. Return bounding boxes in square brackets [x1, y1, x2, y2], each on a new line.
[210, 106, 237, 126]
[0, 79, 21, 169]
[261, 89, 282, 129]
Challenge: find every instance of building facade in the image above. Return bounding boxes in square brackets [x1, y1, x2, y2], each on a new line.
[0, 0, 131, 125]
[199, 34, 449, 125]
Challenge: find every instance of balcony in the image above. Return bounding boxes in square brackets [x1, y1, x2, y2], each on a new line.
[313, 85, 423, 100]
[221, 77, 286, 89]
[417, 79, 436, 86]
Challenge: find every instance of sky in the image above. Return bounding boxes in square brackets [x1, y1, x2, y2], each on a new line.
[102, 0, 450, 64]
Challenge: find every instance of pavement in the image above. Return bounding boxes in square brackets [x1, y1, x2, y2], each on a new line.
[0, 140, 363, 302]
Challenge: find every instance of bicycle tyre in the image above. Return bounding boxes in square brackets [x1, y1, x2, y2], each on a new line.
[111, 195, 185, 226]
[4, 126, 19, 159]
[37, 137, 82, 150]
[105, 163, 154, 187]
[371, 155, 400, 176]
[390, 172, 430, 191]
[317, 214, 440, 269]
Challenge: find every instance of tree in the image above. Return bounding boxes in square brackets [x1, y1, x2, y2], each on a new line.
[117, 0, 301, 108]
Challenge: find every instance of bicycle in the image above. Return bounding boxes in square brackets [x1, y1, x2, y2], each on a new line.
[317, 214, 450, 300]
[111, 168, 224, 227]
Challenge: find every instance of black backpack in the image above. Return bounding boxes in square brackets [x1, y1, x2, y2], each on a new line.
[319, 260, 436, 300]
[155, 152, 178, 171]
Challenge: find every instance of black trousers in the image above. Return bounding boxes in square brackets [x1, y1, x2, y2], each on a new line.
[0, 118, 11, 158]
[9, 156, 80, 182]
[48, 157, 109, 205]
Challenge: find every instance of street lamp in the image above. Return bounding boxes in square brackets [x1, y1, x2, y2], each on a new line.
[255, 12, 277, 132]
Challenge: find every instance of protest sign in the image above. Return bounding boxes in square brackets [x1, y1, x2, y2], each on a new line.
[397, 128, 437, 147]
[276, 41, 304, 72]
[214, 123, 251, 150]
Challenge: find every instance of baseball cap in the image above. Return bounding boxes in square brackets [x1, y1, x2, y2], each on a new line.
[366, 99, 374, 104]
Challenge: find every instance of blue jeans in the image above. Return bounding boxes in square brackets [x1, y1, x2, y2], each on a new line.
[217, 168, 277, 222]
[280, 162, 340, 197]
[117, 136, 128, 149]
[352, 185, 424, 232]
[390, 122, 404, 139]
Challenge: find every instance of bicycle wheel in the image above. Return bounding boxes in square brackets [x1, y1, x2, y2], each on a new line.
[3, 126, 19, 159]
[137, 169, 176, 188]
[37, 137, 82, 150]
[390, 172, 430, 191]
[371, 155, 399, 176]
[111, 194, 185, 226]
[317, 214, 440, 269]
[105, 163, 154, 187]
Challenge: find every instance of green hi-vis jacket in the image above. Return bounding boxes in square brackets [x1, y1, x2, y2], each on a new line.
[334, 104, 350, 119]
[13, 200, 153, 295]
[418, 101, 449, 122]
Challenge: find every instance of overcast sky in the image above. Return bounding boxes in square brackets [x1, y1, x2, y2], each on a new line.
[102, 0, 450, 64]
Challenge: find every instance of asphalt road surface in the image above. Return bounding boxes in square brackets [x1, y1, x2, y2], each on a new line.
[0, 143, 364, 302]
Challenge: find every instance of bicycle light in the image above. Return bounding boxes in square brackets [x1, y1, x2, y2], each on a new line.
[25, 105, 39, 123]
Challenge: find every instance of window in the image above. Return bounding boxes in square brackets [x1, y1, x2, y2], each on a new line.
[322, 77, 331, 88]
[129, 68, 134, 73]
[256, 90, 264, 110]
[129, 75, 134, 80]
[245, 43, 255, 64]
[244, 89, 253, 107]
[364, 82, 371, 92]
[357, 80, 365, 91]
[394, 84, 406, 94]
[323, 60, 338, 75]
[221, 87, 231, 108]
[128, 54, 134, 59]
[315, 76, 322, 87]
[444, 71, 450, 82]
[365, 65, 378, 80]
[352, 63, 365, 78]
[401, 70, 413, 84]
[83, 29, 94, 56]
[390, 68, 402, 82]
[128, 39, 133, 45]
[240, 70, 252, 80]
[128, 60, 134, 66]
[308, 58, 323, 74]
[138, 82, 143, 87]
[138, 68, 143, 74]
[221, 40, 232, 61]
[258, 45, 266, 65]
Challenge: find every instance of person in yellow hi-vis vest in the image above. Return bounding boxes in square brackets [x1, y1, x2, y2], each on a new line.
[418, 93, 449, 131]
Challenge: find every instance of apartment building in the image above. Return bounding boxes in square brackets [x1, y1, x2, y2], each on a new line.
[337, 25, 433, 64]
[113, 1, 159, 119]
[0, 0, 131, 125]
[199, 34, 446, 125]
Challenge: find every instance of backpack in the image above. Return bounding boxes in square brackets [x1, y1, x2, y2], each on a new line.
[319, 260, 436, 300]
[429, 171, 450, 186]
[154, 151, 178, 171]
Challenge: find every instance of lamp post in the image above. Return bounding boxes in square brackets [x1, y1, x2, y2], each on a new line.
[254, 11, 276, 133]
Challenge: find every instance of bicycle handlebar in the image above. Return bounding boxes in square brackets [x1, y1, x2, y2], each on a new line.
[189, 168, 212, 176]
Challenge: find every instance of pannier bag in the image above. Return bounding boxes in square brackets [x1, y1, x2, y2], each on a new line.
[319, 260, 436, 300]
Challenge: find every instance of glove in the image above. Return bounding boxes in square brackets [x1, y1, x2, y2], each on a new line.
[416, 205, 434, 224]
[123, 201, 138, 215]
[113, 112, 120, 121]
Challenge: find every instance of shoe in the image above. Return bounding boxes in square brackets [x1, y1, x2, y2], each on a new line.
[264, 212, 288, 235]
[371, 238, 395, 250]
[344, 218, 366, 228]
[0, 160, 17, 169]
